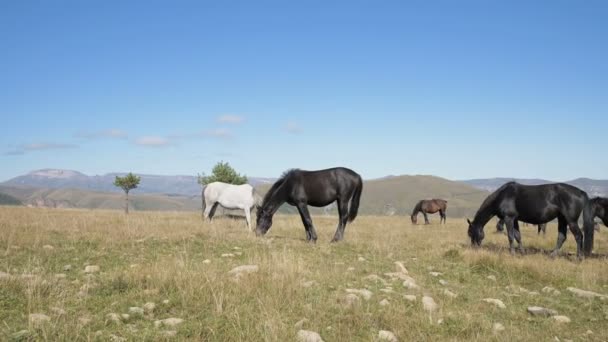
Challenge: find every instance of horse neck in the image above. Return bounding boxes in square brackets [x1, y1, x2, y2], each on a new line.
[473, 198, 496, 227]
[262, 180, 288, 215]
[411, 202, 422, 216]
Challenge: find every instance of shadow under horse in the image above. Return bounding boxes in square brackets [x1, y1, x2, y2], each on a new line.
[467, 182, 595, 258]
[255, 167, 363, 243]
[496, 218, 546, 235]
[411, 199, 447, 224]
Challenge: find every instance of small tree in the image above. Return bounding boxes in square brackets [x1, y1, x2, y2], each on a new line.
[198, 161, 247, 186]
[113, 172, 141, 214]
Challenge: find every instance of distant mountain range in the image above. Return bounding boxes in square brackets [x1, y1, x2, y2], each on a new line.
[462, 178, 608, 197]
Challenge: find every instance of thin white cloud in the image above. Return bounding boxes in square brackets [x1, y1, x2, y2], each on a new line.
[203, 128, 233, 139]
[76, 128, 128, 140]
[285, 121, 302, 134]
[217, 115, 244, 124]
[4, 142, 78, 156]
[134, 136, 171, 147]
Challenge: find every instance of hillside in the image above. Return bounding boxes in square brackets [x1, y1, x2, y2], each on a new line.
[0, 192, 22, 206]
[462, 178, 608, 197]
[0, 185, 200, 212]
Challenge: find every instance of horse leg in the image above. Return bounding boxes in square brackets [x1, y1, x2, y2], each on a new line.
[550, 216, 568, 257]
[440, 210, 446, 224]
[296, 203, 317, 243]
[504, 217, 516, 255]
[513, 220, 524, 254]
[203, 201, 214, 221]
[423, 211, 430, 224]
[331, 199, 349, 243]
[567, 221, 584, 260]
[244, 207, 252, 231]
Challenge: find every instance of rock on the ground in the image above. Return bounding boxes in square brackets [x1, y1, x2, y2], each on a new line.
[297, 329, 324, 342]
[344, 294, 360, 307]
[378, 330, 398, 342]
[403, 295, 417, 302]
[439, 279, 448, 286]
[358, 256, 366, 262]
[542, 286, 561, 296]
[154, 318, 184, 328]
[380, 288, 395, 294]
[379, 299, 390, 306]
[42, 245, 54, 250]
[566, 287, 608, 300]
[128, 307, 144, 316]
[121, 314, 130, 321]
[345, 288, 373, 300]
[54, 273, 67, 279]
[492, 323, 505, 333]
[394, 261, 408, 274]
[429, 272, 442, 277]
[29, 313, 50, 326]
[422, 296, 438, 313]
[553, 315, 571, 323]
[78, 317, 92, 326]
[106, 313, 121, 324]
[202, 259, 211, 264]
[443, 289, 457, 298]
[0, 271, 10, 280]
[363, 274, 387, 285]
[143, 302, 156, 314]
[402, 278, 419, 290]
[228, 265, 259, 278]
[221, 253, 234, 258]
[527, 306, 558, 316]
[63, 265, 72, 271]
[84, 265, 100, 273]
[162, 299, 170, 305]
[294, 318, 309, 329]
[483, 298, 506, 309]
[384, 272, 410, 281]
[487, 275, 497, 282]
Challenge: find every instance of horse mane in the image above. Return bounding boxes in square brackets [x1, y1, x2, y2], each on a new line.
[257, 169, 299, 215]
[473, 182, 514, 224]
[411, 200, 423, 216]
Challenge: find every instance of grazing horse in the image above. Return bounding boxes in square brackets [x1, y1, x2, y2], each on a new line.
[202, 182, 262, 231]
[256, 167, 363, 243]
[496, 218, 547, 235]
[467, 182, 594, 258]
[411, 199, 447, 224]
[586, 197, 608, 250]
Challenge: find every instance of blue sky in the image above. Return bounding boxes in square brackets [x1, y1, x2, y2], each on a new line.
[1, 1, 607, 181]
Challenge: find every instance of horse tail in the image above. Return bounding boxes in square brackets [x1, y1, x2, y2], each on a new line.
[582, 195, 596, 256]
[201, 185, 207, 220]
[347, 175, 363, 222]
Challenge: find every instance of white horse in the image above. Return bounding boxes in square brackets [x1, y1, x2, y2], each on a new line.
[202, 182, 262, 231]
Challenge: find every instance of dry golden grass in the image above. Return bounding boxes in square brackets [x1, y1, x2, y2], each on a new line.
[1, 206, 607, 341]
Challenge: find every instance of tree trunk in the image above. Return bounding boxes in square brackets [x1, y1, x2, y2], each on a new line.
[125, 191, 129, 214]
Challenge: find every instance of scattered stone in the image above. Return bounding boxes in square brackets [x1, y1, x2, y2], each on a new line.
[162, 299, 170, 305]
[121, 314, 130, 321]
[378, 330, 398, 342]
[566, 287, 608, 300]
[345, 289, 373, 300]
[228, 265, 259, 278]
[234, 252, 243, 256]
[62, 264, 72, 272]
[109, 334, 126, 342]
[50, 307, 66, 315]
[144, 302, 156, 313]
[294, 318, 309, 329]
[128, 307, 144, 316]
[0, 271, 10, 280]
[78, 317, 92, 326]
[29, 313, 51, 327]
[403, 295, 417, 302]
[380, 288, 395, 294]
[394, 261, 408, 274]
[379, 299, 390, 306]
[94, 331, 103, 338]
[542, 286, 561, 296]
[443, 289, 457, 298]
[202, 259, 211, 264]
[126, 324, 138, 333]
[483, 298, 506, 309]
[402, 278, 419, 290]
[422, 296, 438, 313]
[301, 280, 317, 288]
[161, 330, 177, 338]
[528, 291, 540, 296]
[221, 253, 235, 258]
[84, 265, 100, 273]
[437, 319, 444, 325]
[344, 294, 360, 307]
[585, 330, 593, 335]
[54, 273, 67, 279]
[129, 264, 138, 269]
[233, 246, 241, 250]
[429, 272, 442, 277]
[154, 318, 184, 328]
[487, 275, 497, 282]
[297, 329, 324, 342]
[439, 279, 448, 286]
[527, 306, 558, 317]
[42, 245, 54, 250]
[358, 256, 366, 262]
[347, 267, 355, 272]
[552, 315, 571, 323]
[492, 323, 505, 333]
[106, 313, 121, 324]
[363, 274, 387, 285]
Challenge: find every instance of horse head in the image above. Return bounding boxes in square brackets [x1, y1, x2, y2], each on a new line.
[410, 214, 417, 224]
[255, 206, 273, 236]
[467, 218, 484, 246]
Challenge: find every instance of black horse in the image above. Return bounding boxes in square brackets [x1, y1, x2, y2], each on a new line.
[586, 197, 608, 250]
[256, 167, 363, 243]
[467, 182, 594, 258]
[496, 218, 546, 235]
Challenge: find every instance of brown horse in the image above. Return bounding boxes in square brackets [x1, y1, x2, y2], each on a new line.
[411, 199, 447, 224]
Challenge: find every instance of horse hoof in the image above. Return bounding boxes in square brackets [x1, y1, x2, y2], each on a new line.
[549, 251, 558, 258]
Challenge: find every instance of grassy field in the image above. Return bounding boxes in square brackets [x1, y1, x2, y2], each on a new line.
[1, 206, 607, 341]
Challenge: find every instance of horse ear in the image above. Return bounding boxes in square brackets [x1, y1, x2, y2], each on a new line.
[466, 218, 472, 225]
